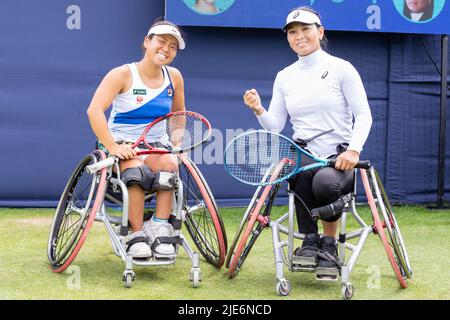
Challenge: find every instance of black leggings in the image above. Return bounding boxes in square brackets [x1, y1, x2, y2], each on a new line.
[288, 154, 354, 234]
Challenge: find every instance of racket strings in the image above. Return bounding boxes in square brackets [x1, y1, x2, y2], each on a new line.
[225, 132, 299, 185]
[145, 114, 209, 151]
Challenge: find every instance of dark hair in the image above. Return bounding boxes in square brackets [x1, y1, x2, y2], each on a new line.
[141, 18, 185, 53]
[286, 6, 328, 50]
[403, 0, 434, 21]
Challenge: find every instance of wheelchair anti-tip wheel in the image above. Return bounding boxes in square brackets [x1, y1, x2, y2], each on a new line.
[341, 283, 354, 300]
[47, 150, 107, 273]
[276, 278, 291, 296]
[226, 183, 280, 278]
[178, 154, 227, 268]
[360, 168, 412, 288]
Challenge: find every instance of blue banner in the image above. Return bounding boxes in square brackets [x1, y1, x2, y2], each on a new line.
[166, 0, 449, 35]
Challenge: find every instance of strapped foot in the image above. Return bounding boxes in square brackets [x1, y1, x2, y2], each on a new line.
[144, 219, 177, 259]
[292, 233, 320, 272]
[126, 231, 152, 259]
[315, 236, 340, 281]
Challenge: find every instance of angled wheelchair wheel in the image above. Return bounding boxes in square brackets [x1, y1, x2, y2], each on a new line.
[178, 154, 227, 268]
[373, 169, 413, 279]
[47, 150, 107, 273]
[360, 168, 409, 288]
[225, 183, 276, 269]
[227, 183, 279, 279]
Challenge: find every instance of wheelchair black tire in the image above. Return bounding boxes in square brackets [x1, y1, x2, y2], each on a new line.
[47, 150, 107, 272]
[373, 169, 413, 279]
[360, 168, 409, 288]
[227, 184, 279, 278]
[178, 154, 227, 268]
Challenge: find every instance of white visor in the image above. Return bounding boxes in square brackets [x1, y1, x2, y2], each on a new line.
[147, 24, 185, 50]
[283, 9, 322, 31]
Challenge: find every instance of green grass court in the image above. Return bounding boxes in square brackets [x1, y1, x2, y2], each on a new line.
[0, 206, 449, 300]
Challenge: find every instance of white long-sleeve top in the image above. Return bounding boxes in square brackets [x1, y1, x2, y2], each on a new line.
[257, 49, 372, 158]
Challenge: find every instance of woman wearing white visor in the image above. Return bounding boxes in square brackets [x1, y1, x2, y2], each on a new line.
[243, 7, 372, 279]
[87, 20, 186, 259]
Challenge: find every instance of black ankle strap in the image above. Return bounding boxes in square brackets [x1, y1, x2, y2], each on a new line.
[150, 236, 182, 251]
[317, 250, 341, 270]
[126, 236, 148, 252]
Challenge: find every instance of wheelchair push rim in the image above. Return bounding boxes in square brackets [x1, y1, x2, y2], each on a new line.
[373, 169, 413, 279]
[178, 154, 227, 268]
[227, 183, 279, 278]
[360, 168, 409, 288]
[225, 195, 256, 269]
[48, 150, 107, 272]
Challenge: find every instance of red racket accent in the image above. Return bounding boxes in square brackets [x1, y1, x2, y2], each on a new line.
[86, 111, 212, 173]
[132, 111, 212, 155]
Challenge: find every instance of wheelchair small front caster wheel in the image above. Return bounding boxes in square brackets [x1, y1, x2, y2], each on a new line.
[123, 271, 135, 288]
[190, 268, 201, 288]
[341, 283, 354, 300]
[276, 279, 291, 296]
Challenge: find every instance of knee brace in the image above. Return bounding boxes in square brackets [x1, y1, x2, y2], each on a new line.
[310, 193, 353, 222]
[151, 171, 178, 191]
[121, 165, 155, 191]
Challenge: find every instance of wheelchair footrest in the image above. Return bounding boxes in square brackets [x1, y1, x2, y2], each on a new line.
[132, 256, 176, 266]
[292, 265, 316, 273]
[292, 256, 317, 272]
[152, 253, 177, 260]
[315, 267, 340, 281]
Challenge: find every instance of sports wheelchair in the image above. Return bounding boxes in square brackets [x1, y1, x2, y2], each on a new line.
[226, 165, 412, 299]
[47, 149, 227, 288]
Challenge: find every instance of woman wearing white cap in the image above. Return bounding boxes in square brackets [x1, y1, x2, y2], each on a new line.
[243, 7, 372, 279]
[87, 20, 186, 259]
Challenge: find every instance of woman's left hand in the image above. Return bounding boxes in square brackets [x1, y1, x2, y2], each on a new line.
[334, 150, 360, 171]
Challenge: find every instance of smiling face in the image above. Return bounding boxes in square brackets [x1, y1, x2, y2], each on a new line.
[406, 0, 431, 13]
[144, 34, 179, 66]
[286, 22, 324, 57]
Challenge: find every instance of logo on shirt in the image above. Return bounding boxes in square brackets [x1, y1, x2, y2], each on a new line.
[321, 71, 329, 79]
[133, 89, 147, 95]
[136, 96, 143, 103]
[167, 88, 173, 97]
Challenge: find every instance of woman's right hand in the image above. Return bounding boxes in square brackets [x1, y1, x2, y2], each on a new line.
[107, 143, 137, 160]
[243, 89, 264, 115]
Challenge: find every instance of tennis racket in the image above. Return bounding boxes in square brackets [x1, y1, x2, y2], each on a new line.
[224, 130, 370, 186]
[87, 110, 211, 173]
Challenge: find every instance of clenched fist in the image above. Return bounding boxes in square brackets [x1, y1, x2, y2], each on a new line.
[243, 89, 265, 115]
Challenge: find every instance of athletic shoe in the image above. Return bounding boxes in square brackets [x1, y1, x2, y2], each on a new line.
[292, 233, 320, 269]
[143, 219, 176, 257]
[315, 236, 340, 280]
[126, 231, 152, 258]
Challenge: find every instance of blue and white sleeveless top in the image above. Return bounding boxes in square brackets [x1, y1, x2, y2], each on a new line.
[108, 63, 174, 142]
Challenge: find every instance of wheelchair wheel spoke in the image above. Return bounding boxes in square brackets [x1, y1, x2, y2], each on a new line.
[178, 155, 227, 268]
[186, 209, 219, 258]
[228, 184, 279, 278]
[48, 151, 107, 272]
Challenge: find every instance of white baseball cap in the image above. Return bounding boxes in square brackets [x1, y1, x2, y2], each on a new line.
[147, 24, 185, 50]
[283, 9, 322, 31]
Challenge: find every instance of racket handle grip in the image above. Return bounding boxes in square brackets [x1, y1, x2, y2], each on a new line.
[86, 157, 116, 174]
[327, 159, 371, 169]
